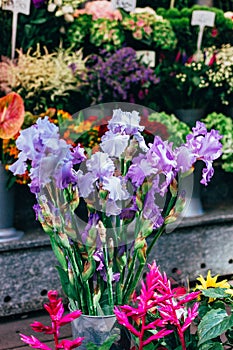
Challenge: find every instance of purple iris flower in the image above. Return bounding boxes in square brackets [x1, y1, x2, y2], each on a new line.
[10, 117, 80, 193]
[127, 154, 153, 187]
[100, 131, 130, 157]
[107, 109, 144, 135]
[71, 144, 86, 164]
[93, 249, 120, 282]
[176, 121, 222, 185]
[100, 109, 147, 157]
[86, 152, 115, 178]
[143, 179, 164, 229]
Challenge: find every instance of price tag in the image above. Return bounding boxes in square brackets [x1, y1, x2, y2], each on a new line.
[191, 10, 216, 58]
[2, 0, 31, 59]
[136, 50, 156, 68]
[111, 0, 136, 12]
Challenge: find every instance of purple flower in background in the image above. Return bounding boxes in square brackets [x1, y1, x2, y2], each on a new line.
[86, 47, 159, 104]
[32, 0, 46, 8]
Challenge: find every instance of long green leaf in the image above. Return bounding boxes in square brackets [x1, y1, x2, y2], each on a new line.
[201, 288, 229, 299]
[198, 340, 224, 350]
[198, 309, 233, 346]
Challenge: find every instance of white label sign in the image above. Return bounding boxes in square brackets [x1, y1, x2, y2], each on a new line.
[2, 0, 30, 59]
[111, 0, 136, 12]
[191, 10, 216, 27]
[136, 50, 156, 68]
[3, 0, 30, 15]
[191, 10, 216, 59]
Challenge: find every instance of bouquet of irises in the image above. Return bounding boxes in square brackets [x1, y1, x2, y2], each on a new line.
[10, 107, 222, 317]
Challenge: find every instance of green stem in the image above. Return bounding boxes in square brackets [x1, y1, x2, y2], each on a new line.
[147, 194, 176, 258]
[123, 259, 145, 304]
[122, 251, 138, 303]
[103, 243, 114, 314]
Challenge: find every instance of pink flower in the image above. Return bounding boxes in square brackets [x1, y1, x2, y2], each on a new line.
[59, 310, 82, 326]
[74, 1, 122, 20]
[20, 334, 52, 349]
[57, 338, 84, 350]
[20, 290, 83, 350]
[30, 321, 53, 334]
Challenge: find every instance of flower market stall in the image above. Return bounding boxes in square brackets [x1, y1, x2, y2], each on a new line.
[0, 0, 233, 349]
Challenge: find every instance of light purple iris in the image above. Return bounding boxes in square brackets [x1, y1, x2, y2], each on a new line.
[127, 136, 177, 194]
[100, 109, 147, 157]
[86, 152, 115, 178]
[100, 131, 130, 157]
[10, 117, 85, 193]
[107, 109, 144, 135]
[127, 154, 153, 187]
[76, 151, 130, 206]
[176, 121, 222, 185]
[143, 179, 164, 229]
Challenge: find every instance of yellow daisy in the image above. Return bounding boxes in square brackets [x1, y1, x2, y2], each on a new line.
[195, 270, 230, 302]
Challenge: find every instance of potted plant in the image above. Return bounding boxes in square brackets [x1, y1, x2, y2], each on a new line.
[10, 104, 222, 347]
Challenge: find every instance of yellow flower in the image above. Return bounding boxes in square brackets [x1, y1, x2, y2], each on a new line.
[195, 270, 230, 302]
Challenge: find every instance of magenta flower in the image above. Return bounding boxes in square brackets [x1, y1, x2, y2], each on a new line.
[20, 290, 83, 350]
[57, 338, 84, 349]
[20, 334, 52, 350]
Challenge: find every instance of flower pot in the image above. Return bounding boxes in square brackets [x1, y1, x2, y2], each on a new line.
[174, 108, 206, 128]
[0, 162, 23, 242]
[71, 314, 131, 349]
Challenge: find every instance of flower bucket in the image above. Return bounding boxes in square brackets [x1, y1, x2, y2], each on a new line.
[0, 162, 23, 242]
[182, 161, 204, 218]
[174, 109, 206, 128]
[71, 314, 131, 350]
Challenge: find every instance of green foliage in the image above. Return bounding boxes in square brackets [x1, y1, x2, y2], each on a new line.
[149, 111, 190, 146]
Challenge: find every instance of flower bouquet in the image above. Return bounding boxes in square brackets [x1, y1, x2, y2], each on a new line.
[10, 104, 222, 346]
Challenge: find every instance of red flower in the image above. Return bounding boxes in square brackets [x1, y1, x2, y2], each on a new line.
[211, 28, 218, 37]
